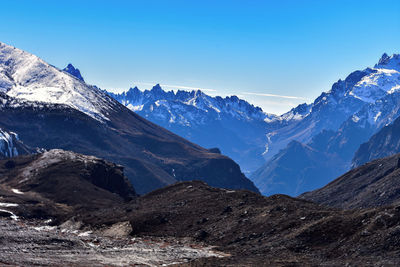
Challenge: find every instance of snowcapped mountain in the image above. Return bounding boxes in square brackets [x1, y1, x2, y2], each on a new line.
[108, 84, 277, 125]
[107, 84, 283, 173]
[262, 54, 400, 162]
[253, 53, 400, 196]
[0, 41, 258, 194]
[262, 68, 374, 162]
[279, 103, 312, 122]
[0, 42, 116, 121]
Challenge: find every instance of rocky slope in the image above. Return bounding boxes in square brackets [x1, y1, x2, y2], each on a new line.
[251, 140, 346, 196]
[0, 42, 258, 194]
[2, 151, 400, 265]
[0, 149, 136, 222]
[129, 181, 400, 266]
[301, 152, 400, 209]
[352, 115, 400, 168]
[0, 151, 222, 266]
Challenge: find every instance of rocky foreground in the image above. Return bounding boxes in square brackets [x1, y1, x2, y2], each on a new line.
[1, 150, 400, 266]
[0, 218, 224, 266]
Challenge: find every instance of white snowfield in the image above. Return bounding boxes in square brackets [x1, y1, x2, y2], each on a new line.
[0, 42, 117, 122]
[349, 68, 400, 103]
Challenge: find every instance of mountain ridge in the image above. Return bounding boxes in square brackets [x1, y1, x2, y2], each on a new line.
[106, 84, 285, 173]
[252, 53, 400, 196]
[0, 41, 258, 194]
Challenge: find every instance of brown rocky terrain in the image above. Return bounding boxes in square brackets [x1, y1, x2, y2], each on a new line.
[1, 150, 400, 266]
[301, 152, 400, 209]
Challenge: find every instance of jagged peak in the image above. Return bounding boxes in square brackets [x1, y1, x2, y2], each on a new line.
[63, 63, 84, 81]
[378, 53, 390, 64]
[374, 53, 400, 71]
[151, 83, 163, 92]
[106, 83, 273, 122]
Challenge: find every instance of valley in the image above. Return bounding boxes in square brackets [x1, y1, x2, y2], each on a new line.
[1, 41, 400, 266]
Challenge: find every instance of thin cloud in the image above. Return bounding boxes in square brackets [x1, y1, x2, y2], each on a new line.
[243, 92, 308, 100]
[135, 82, 218, 92]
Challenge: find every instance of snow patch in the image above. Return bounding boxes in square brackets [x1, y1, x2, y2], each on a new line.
[0, 203, 18, 207]
[11, 188, 24, 195]
[374, 111, 382, 122]
[0, 209, 18, 220]
[352, 115, 360, 123]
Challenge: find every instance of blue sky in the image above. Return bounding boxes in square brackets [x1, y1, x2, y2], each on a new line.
[1, 0, 399, 114]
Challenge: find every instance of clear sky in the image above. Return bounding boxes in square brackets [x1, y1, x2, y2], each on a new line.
[1, 0, 399, 114]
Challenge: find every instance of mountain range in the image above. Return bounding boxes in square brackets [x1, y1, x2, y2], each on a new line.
[103, 53, 400, 196]
[2, 40, 400, 201]
[106, 85, 283, 174]
[0, 41, 258, 194]
[252, 53, 400, 196]
[2, 41, 400, 265]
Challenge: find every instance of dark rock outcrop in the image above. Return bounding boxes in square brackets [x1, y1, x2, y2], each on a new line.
[0, 149, 136, 222]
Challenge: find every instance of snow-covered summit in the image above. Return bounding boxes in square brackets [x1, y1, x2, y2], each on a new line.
[348, 68, 400, 103]
[279, 103, 312, 122]
[0, 42, 116, 121]
[343, 54, 400, 103]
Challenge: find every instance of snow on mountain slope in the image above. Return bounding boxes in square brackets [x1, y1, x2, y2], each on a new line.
[375, 53, 400, 72]
[108, 84, 278, 126]
[0, 42, 260, 194]
[262, 54, 400, 162]
[0, 42, 116, 121]
[348, 68, 400, 103]
[278, 103, 312, 122]
[0, 128, 18, 158]
[107, 84, 284, 173]
[253, 53, 400, 196]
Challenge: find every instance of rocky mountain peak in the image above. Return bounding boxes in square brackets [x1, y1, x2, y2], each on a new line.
[374, 53, 400, 71]
[151, 83, 163, 92]
[63, 63, 84, 81]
